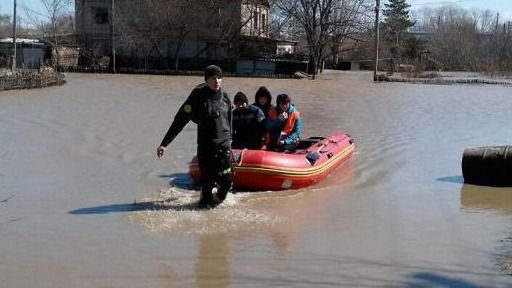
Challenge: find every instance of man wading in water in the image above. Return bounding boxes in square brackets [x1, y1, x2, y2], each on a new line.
[156, 65, 233, 209]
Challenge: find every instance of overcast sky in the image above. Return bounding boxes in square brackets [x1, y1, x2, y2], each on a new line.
[1, 0, 511, 22]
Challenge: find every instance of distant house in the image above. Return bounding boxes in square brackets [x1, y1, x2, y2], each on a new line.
[241, 1, 271, 38]
[75, 0, 114, 59]
[0, 38, 46, 69]
[75, 0, 276, 68]
[276, 39, 299, 55]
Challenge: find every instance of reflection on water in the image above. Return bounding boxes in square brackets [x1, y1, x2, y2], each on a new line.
[461, 184, 512, 215]
[196, 234, 230, 288]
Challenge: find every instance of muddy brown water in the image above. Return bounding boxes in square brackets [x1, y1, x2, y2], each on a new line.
[1, 71, 512, 287]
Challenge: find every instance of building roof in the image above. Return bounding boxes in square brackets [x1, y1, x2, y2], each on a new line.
[243, 0, 270, 7]
[0, 38, 44, 45]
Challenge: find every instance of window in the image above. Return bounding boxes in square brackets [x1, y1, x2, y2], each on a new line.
[94, 8, 109, 25]
[253, 11, 258, 30]
[261, 13, 266, 34]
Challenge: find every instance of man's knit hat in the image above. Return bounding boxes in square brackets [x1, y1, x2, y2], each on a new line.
[204, 65, 223, 81]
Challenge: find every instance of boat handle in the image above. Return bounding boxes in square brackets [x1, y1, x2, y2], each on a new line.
[232, 150, 244, 166]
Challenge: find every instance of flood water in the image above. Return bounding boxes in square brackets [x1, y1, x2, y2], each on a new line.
[1, 71, 512, 287]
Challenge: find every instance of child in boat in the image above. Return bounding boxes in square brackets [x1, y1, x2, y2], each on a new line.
[266, 93, 302, 152]
[253, 86, 277, 150]
[232, 91, 266, 149]
[252, 86, 274, 117]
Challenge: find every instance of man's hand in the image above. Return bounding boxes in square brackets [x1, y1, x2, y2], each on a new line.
[156, 146, 166, 159]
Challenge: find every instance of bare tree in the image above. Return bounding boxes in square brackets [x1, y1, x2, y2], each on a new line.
[20, 0, 72, 68]
[40, 0, 72, 47]
[0, 14, 11, 38]
[167, 1, 197, 70]
[269, 1, 292, 39]
[273, 0, 331, 78]
[272, 0, 371, 78]
[115, 0, 267, 68]
[471, 8, 494, 33]
[115, 0, 202, 70]
[115, 0, 160, 62]
[412, 5, 512, 72]
[0, 14, 11, 68]
[492, 16, 512, 72]
[206, 0, 267, 59]
[37, 14, 74, 37]
[325, 0, 373, 68]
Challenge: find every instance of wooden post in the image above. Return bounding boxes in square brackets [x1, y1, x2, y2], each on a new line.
[12, 0, 17, 71]
[111, 0, 116, 73]
[374, 0, 380, 81]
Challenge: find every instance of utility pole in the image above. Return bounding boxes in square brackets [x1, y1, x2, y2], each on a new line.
[111, 0, 116, 73]
[12, 0, 17, 71]
[495, 13, 499, 68]
[374, 0, 380, 81]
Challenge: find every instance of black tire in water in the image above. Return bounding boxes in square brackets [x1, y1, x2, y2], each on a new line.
[462, 145, 512, 187]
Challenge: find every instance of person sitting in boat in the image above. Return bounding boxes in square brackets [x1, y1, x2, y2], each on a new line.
[232, 91, 266, 149]
[253, 86, 277, 149]
[267, 93, 302, 152]
[252, 86, 274, 117]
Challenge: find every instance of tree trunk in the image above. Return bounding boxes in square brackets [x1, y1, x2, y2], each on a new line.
[309, 55, 316, 79]
[173, 41, 183, 72]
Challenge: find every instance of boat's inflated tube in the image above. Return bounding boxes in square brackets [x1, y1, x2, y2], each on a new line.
[462, 145, 512, 187]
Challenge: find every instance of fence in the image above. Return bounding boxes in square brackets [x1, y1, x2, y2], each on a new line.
[0, 69, 65, 91]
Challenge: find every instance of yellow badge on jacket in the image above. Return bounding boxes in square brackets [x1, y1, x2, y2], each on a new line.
[183, 104, 192, 113]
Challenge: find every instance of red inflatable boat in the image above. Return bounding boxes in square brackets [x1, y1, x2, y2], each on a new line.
[189, 131, 355, 190]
